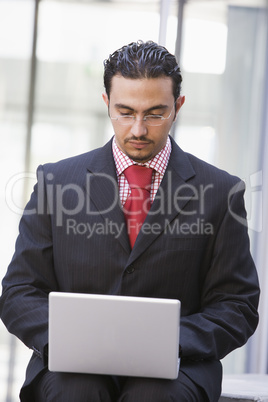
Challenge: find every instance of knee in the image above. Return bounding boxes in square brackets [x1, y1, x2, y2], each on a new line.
[33, 371, 117, 402]
[118, 374, 207, 402]
[120, 391, 175, 402]
[119, 378, 176, 402]
[59, 373, 116, 402]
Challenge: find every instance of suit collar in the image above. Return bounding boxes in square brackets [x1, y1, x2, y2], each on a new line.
[168, 136, 196, 181]
[86, 138, 115, 175]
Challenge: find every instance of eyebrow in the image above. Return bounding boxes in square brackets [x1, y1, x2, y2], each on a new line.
[114, 103, 169, 113]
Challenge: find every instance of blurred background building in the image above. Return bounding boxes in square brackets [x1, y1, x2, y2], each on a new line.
[0, 0, 267, 400]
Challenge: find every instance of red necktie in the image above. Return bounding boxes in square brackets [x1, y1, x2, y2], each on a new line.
[124, 165, 153, 248]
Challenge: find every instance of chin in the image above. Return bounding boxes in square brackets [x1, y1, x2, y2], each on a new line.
[128, 152, 152, 163]
[126, 146, 153, 161]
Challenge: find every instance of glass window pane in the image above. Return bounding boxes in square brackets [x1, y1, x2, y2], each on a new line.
[0, 1, 35, 399]
[30, 0, 160, 171]
[175, 0, 268, 374]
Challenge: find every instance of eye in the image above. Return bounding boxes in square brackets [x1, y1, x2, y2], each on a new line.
[147, 110, 165, 117]
[120, 112, 133, 116]
[117, 109, 134, 116]
[146, 114, 162, 120]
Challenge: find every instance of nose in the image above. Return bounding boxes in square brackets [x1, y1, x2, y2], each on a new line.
[130, 117, 148, 137]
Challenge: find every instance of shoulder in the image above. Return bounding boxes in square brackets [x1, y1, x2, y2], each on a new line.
[186, 152, 241, 187]
[170, 137, 242, 189]
[39, 140, 113, 178]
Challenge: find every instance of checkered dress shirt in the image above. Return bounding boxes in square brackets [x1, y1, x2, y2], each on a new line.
[112, 136, 172, 206]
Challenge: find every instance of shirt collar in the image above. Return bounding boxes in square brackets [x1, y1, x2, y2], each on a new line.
[112, 136, 172, 177]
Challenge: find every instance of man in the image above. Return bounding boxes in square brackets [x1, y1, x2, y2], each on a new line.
[0, 41, 259, 401]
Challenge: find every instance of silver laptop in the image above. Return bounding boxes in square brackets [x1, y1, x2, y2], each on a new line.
[48, 292, 180, 379]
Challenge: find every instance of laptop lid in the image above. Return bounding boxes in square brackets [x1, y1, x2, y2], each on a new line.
[48, 292, 180, 379]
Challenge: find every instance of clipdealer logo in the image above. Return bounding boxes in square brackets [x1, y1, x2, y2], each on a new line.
[65, 217, 214, 239]
[5, 170, 213, 221]
[228, 171, 262, 233]
[5, 170, 263, 233]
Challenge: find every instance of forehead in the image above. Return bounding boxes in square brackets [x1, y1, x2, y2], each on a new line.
[109, 75, 174, 109]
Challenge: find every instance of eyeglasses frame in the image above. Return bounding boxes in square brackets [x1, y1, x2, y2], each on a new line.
[109, 103, 176, 127]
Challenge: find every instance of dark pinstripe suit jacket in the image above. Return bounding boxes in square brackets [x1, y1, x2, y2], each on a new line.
[0, 136, 259, 401]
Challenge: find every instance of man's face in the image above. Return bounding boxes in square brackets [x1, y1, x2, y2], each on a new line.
[103, 75, 185, 163]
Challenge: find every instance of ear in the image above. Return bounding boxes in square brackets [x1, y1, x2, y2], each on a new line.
[174, 95, 185, 119]
[102, 92, 109, 107]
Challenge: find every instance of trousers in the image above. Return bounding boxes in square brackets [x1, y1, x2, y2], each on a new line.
[32, 370, 207, 401]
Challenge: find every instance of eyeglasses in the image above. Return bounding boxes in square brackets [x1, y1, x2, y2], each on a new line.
[110, 107, 174, 127]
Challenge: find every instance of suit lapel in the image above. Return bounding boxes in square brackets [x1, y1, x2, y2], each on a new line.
[127, 138, 196, 264]
[85, 140, 131, 253]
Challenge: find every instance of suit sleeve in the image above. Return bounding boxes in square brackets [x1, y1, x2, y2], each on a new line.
[0, 165, 58, 364]
[179, 180, 260, 360]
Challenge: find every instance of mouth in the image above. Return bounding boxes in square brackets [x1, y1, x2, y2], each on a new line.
[128, 140, 152, 150]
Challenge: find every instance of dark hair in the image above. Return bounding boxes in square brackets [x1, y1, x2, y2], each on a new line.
[103, 40, 182, 100]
